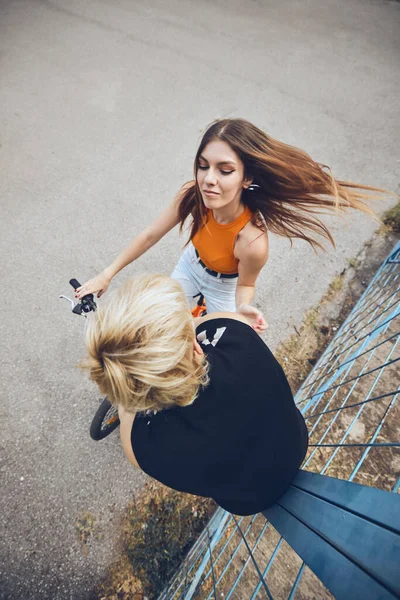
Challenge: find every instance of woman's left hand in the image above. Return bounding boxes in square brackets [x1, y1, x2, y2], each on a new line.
[237, 304, 268, 333]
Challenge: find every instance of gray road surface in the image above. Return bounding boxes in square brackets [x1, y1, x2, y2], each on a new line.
[1, 0, 399, 598]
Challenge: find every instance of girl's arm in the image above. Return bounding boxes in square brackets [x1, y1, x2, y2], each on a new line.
[77, 195, 182, 298]
[118, 404, 140, 468]
[194, 310, 257, 330]
[235, 232, 269, 333]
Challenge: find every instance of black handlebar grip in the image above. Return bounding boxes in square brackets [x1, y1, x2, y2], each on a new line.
[69, 279, 82, 290]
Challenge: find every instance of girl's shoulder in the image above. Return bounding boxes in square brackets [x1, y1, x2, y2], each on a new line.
[236, 219, 269, 259]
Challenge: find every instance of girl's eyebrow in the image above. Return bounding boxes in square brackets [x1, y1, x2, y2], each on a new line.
[199, 155, 237, 167]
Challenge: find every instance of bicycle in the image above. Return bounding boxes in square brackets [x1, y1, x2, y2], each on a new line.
[60, 279, 121, 441]
[60, 279, 207, 441]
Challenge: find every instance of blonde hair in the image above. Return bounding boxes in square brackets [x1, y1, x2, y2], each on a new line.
[80, 274, 209, 412]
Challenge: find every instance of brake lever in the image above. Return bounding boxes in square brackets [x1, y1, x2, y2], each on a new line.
[59, 294, 91, 317]
[59, 295, 75, 310]
[59, 279, 97, 317]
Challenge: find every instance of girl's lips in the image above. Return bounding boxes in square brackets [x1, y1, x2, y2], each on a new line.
[203, 190, 219, 196]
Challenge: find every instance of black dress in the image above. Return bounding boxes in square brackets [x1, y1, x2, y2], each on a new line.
[131, 318, 308, 516]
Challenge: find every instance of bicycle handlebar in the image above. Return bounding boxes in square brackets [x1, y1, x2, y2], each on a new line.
[59, 278, 97, 316]
[69, 278, 82, 290]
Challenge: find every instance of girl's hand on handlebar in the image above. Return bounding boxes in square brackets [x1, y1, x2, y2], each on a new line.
[237, 304, 268, 333]
[76, 273, 111, 299]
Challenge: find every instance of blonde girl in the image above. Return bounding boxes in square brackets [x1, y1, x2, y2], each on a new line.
[81, 274, 309, 515]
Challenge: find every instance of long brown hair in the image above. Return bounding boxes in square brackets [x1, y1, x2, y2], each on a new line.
[178, 118, 386, 250]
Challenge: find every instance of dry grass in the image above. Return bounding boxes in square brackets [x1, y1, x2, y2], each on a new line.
[96, 481, 216, 599]
[380, 200, 400, 233]
[75, 511, 101, 557]
[274, 271, 350, 395]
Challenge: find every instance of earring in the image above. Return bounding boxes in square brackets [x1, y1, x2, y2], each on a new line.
[247, 184, 260, 192]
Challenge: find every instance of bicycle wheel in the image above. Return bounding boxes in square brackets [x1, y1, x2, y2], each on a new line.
[90, 397, 120, 441]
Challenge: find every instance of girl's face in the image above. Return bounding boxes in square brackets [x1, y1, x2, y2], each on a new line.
[196, 140, 250, 210]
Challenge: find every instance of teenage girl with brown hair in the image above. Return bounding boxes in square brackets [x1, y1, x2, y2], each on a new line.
[76, 118, 382, 333]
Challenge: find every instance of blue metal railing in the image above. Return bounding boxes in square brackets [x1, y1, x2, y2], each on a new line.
[160, 241, 400, 600]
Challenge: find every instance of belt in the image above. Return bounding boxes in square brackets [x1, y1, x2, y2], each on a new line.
[195, 249, 238, 279]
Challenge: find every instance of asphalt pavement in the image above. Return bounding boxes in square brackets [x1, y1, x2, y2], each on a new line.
[1, 0, 399, 598]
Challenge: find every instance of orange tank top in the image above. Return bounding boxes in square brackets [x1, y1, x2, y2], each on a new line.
[192, 206, 253, 274]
